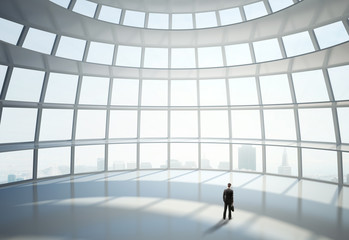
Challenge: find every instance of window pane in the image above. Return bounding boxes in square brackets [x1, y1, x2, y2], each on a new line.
[0, 65, 7, 96]
[115, 45, 142, 67]
[172, 14, 193, 29]
[195, 12, 217, 28]
[268, 0, 294, 12]
[292, 70, 329, 103]
[328, 65, 349, 101]
[45, 73, 78, 104]
[123, 10, 145, 28]
[75, 145, 105, 173]
[141, 80, 168, 106]
[72, 0, 97, 17]
[148, 13, 169, 29]
[200, 110, 229, 138]
[140, 111, 167, 138]
[266, 146, 298, 176]
[170, 111, 198, 138]
[144, 48, 168, 68]
[197, 47, 223, 68]
[219, 8, 242, 25]
[56, 36, 86, 61]
[298, 108, 335, 142]
[302, 149, 338, 182]
[253, 38, 282, 62]
[225, 43, 252, 65]
[108, 144, 137, 170]
[264, 109, 297, 140]
[76, 110, 106, 139]
[171, 80, 197, 106]
[140, 143, 167, 168]
[50, 0, 71, 8]
[38, 147, 70, 178]
[0, 150, 33, 184]
[229, 77, 259, 105]
[314, 21, 349, 49]
[109, 110, 138, 138]
[171, 143, 198, 168]
[259, 74, 292, 104]
[282, 31, 314, 57]
[244, 2, 268, 20]
[0, 108, 37, 143]
[6, 68, 44, 102]
[22, 28, 56, 54]
[111, 78, 139, 105]
[98, 5, 121, 24]
[343, 152, 349, 184]
[200, 79, 227, 106]
[231, 110, 261, 139]
[233, 145, 262, 172]
[171, 48, 196, 68]
[86, 42, 114, 65]
[0, 17, 23, 44]
[337, 108, 349, 143]
[201, 144, 229, 169]
[79, 76, 109, 105]
[39, 109, 73, 141]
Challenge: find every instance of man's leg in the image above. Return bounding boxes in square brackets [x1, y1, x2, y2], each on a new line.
[228, 204, 232, 219]
[223, 203, 227, 219]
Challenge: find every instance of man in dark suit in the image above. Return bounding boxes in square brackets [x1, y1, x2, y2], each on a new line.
[223, 183, 234, 220]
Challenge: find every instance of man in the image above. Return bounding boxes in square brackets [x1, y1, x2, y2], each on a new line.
[223, 183, 234, 220]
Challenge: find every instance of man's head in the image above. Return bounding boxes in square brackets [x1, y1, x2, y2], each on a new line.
[227, 183, 231, 188]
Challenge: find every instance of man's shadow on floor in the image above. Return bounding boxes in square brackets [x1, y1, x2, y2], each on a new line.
[203, 219, 230, 236]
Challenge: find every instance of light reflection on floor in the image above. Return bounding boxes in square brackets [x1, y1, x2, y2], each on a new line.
[0, 170, 348, 240]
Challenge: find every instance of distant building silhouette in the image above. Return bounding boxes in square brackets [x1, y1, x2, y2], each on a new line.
[238, 145, 256, 171]
[218, 161, 229, 169]
[170, 159, 181, 168]
[201, 157, 211, 169]
[278, 149, 292, 175]
[113, 161, 125, 170]
[8, 174, 16, 183]
[97, 158, 104, 171]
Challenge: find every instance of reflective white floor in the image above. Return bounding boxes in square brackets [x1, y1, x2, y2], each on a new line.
[0, 170, 348, 240]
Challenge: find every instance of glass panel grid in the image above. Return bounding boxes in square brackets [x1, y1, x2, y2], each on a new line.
[108, 144, 137, 170]
[0, 108, 37, 144]
[98, 5, 121, 24]
[171, 143, 198, 169]
[56, 36, 86, 61]
[75, 145, 105, 173]
[0, 150, 33, 184]
[314, 21, 349, 49]
[86, 42, 114, 65]
[22, 28, 56, 54]
[148, 13, 169, 29]
[72, 0, 97, 17]
[123, 10, 145, 28]
[219, 8, 242, 25]
[6, 68, 45, 102]
[38, 147, 70, 178]
[302, 148, 338, 182]
[244, 1, 268, 20]
[0, 17, 23, 44]
[195, 12, 217, 29]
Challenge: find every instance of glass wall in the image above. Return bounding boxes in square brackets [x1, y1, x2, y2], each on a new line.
[1, 0, 349, 187]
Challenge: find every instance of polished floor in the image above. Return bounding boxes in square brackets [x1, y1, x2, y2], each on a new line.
[0, 170, 348, 240]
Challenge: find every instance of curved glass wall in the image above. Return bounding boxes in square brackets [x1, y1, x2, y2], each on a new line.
[1, 0, 349, 186]
[50, 0, 298, 30]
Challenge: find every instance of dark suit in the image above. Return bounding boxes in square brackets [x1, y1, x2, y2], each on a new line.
[223, 188, 234, 219]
